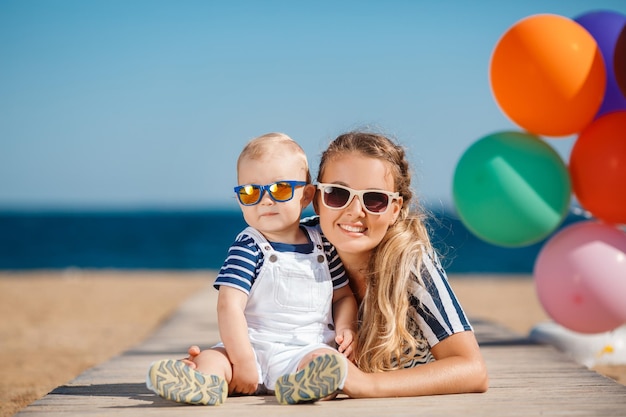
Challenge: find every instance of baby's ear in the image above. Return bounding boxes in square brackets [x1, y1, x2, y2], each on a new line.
[302, 183, 316, 206]
[312, 190, 320, 214]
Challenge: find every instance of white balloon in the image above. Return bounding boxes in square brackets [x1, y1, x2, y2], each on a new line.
[529, 321, 626, 368]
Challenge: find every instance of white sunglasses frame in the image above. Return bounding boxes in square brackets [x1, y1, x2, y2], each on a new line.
[316, 183, 400, 215]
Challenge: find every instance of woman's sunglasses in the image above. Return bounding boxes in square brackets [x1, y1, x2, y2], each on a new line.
[316, 183, 399, 214]
[234, 180, 307, 206]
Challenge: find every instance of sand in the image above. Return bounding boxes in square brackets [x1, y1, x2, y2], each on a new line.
[1, 271, 624, 417]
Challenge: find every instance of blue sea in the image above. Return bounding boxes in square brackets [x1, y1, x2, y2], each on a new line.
[0, 208, 586, 273]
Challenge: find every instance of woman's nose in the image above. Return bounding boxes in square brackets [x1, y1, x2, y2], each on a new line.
[345, 195, 365, 216]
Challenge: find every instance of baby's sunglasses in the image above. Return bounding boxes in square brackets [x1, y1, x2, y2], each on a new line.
[316, 183, 400, 215]
[234, 180, 308, 206]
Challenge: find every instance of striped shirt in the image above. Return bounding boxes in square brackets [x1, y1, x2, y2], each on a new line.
[398, 248, 472, 367]
[214, 225, 348, 294]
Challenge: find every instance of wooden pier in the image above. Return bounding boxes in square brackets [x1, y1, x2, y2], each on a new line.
[16, 286, 626, 417]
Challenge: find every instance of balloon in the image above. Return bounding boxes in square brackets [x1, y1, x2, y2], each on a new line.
[575, 10, 626, 117]
[569, 111, 626, 225]
[453, 131, 570, 247]
[534, 221, 626, 334]
[490, 14, 606, 137]
[616, 23, 626, 98]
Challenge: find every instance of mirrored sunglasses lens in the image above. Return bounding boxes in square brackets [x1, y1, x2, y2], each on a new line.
[269, 182, 294, 201]
[363, 192, 389, 213]
[238, 185, 261, 205]
[323, 186, 350, 208]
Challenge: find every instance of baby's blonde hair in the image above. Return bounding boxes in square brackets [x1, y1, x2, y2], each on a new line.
[237, 132, 311, 183]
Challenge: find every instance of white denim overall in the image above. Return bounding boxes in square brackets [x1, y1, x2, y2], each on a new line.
[241, 226, 337, 390]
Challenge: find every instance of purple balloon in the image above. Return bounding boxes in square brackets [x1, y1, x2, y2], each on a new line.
[575, 10, 626, 117]
[616, 24, 626, 99]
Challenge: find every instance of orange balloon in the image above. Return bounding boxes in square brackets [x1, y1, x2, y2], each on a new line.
[490, 14, 606, 137]
[569, 111, 626, 225]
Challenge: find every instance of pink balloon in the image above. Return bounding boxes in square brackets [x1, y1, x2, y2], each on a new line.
[534, 221, 626, 334]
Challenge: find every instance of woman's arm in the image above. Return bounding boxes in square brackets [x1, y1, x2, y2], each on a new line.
[341, 331, 488, 398]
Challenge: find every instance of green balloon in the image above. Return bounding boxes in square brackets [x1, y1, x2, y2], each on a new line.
[453, 131, 571, 247]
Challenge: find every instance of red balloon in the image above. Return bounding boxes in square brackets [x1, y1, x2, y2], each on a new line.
[569, 111, 626, 224]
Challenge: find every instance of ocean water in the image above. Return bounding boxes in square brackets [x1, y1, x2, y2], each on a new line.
[0, 208, 585, 273]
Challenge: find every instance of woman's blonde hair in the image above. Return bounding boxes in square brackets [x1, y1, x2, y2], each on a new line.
[317, 131, 434, 372]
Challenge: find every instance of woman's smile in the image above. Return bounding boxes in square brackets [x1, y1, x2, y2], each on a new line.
[338, 222, 367, 234]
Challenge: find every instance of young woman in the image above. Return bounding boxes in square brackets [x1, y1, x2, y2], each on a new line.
[308, 131, 488, 398]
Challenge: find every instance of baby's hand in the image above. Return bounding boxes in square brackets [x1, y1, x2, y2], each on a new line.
[230, 359, 259, 395]
[181, 345, 201, 369]
[335, 329, 357, 361]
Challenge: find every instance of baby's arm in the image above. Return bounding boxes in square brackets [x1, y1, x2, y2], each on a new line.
[332, 284, 358, 360]
[217, 286, 259, 394]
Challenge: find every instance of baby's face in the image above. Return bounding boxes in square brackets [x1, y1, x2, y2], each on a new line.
[236, 151, 310, 242]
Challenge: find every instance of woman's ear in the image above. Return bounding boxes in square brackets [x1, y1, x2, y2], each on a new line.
[391, 197, 403, 224]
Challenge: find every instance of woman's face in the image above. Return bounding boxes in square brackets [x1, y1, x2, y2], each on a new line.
[315, 153, 402, 260]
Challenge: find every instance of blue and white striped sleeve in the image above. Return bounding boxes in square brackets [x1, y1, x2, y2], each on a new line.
[411, 250, 472, 348]
[214, 234, 261, 295]
[323, 236, 348, 289]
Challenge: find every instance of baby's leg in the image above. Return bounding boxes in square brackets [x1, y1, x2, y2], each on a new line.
[191, 347, 233, 380]
[147, 347, 230, 406]
[295, 347, 339, 371]
[274, 348, 347, 405]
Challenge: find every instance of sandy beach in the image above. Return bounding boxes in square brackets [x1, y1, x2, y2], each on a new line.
[1, 271, 624, 417]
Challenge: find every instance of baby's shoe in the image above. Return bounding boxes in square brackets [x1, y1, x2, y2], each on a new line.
[146, 359, 227, 405]
[274, 353, 347, 405]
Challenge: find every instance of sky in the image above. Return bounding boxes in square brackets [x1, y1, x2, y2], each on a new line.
[1, 0, 625, 212]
